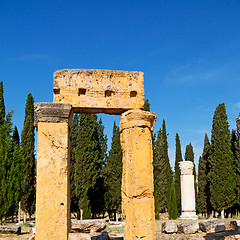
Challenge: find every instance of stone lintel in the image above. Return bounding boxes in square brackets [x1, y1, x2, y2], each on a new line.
[119, 110, 157, 132]
[179, 161, 194, 175]
[53, 69, 145, 114]
[34, 102, 73, 129]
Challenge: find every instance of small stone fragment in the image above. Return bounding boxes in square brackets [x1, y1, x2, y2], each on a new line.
[162, 221, 178, 234]
[91, 231, 110, 240]
[0, 225, 21, 235]
[199, 219, 225, 233]
[71, 219, 106, 233]
[230, 220, 240, 230]
[177, 222, 199, 234]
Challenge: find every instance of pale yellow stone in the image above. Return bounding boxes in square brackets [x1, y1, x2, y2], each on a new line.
[35, 122, 71, 240]
[53, 69, 144, 114]
[120, 110, 156, 240]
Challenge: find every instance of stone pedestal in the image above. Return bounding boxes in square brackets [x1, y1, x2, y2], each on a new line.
[119, 110, 157, 240]
[179, 161, 198, 220]
[34, 103, 73, 240]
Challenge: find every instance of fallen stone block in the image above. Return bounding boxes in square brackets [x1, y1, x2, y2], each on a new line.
[199, 219, 225, 233]
[91, 231, 110, 240]
[230, 220, 240, 230]
[162, 221, 178, 234]
[177, 222, 199, 234]
[71, 219, 106, 233]
[0, 225, 21, 235]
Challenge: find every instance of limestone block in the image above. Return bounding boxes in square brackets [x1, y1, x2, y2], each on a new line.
[162, 221, 178, 234]
[71, 219, 106, 233]
[91, 231, 110, 240]
[0, 225, 21, 235]
[236, 117, 240, 134]
[230, 219, 240, 230]
[177, 222, 199, 234]
[53, 69, 144, 114]
[124, 198, 155, 240]
[34, 103, 72, 129]
[121, 126, 155, 198]
[119, 109, 157, 132]
[199, 219, 225, 233]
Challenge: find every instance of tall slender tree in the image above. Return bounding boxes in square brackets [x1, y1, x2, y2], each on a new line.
[198, 133, 211, 216]
[208, 103, 236, 216]
[73, 114, 103, 219]
[231, 130, 240, 209]
[169, 177, 178, 219]
[0, 81, 5, 126]
[21, 93, 35, 219]
[153, 120, 171, 218]
[104, 121, 122, 220]
[174, 133, 182, 214]
[6, 126, 22, 218]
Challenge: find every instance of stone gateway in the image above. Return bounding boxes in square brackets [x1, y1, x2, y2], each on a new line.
[34, 69, 157, 240]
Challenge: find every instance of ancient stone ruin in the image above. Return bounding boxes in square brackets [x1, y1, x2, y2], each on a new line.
[179, 161, 198, 220]
[34, 69, 157, 240]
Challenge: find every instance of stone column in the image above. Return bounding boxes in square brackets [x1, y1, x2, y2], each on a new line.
[119, 110, 157, 240]
[179, 161, 198, 220]
[34, 103, 73, 240]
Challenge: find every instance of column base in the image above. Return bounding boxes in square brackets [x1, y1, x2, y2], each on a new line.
[179, 211, 198, 220]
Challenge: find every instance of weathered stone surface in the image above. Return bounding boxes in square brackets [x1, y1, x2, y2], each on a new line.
[179, 161, 194, 175]
[179, 161, 198, 220]
[236, 116, 240, 134]
[120, 110, 156, 240]
[53, 69, 144, 114]
[199, 219, 225, 233]
[0, 225, 21, 234]
[178, 222, 199, 234]
[162, 222, 178, 234]
[71, 219, 106, 233]
[231, 219, 240, 230]
[119, 109, 157, 132]
[34, 102, 72, 129]
[91, 231, 110, 240]
[35, 115, 71, 239]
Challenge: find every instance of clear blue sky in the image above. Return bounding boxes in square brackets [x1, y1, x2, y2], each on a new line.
[1, 0, 240, 169]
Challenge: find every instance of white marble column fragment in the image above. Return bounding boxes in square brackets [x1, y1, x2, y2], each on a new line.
[179, 161, 198, 219]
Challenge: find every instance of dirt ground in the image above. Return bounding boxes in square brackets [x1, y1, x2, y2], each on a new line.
[1, 219, 240, 240]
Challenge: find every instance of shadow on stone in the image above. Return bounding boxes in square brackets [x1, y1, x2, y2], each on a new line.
[203, 229, 240, 240]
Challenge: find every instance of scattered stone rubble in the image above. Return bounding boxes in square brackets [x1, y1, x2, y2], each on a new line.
[0, 225, 21, 234]
[162, 219, 233, 235]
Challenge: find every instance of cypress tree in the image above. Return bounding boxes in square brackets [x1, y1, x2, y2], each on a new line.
[185, 143, 196, 178]
[73, 114, 102, 218]
[198, 133, 211, 216]
[144, 99, 150, 112]
[231, 130, 240, 207]
[169, 178, 178, 220]
[0, 111, 13, 220]
[104, 121, 122, 220]
[0, 81, 5, 126]
[6, 126, 22, 218]
[70, 114, 80, 215]
[208, 103, 236, 214]
[21, 93, 35, 219]
[153, 120, 171, 218]
[174, 133, 182, 214]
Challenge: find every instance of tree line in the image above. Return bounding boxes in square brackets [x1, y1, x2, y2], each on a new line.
[1, 79, 239, 221]
[0, 82, 35, 223]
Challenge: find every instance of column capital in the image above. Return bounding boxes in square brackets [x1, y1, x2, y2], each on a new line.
[34, 103, 73, 129]
[179, 161, 194, 175]
[119, 110, 157, 132]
